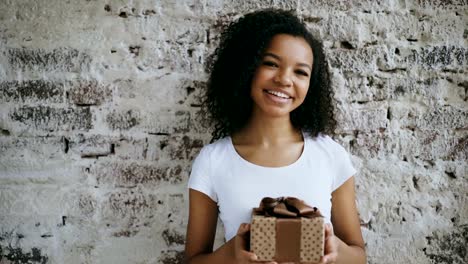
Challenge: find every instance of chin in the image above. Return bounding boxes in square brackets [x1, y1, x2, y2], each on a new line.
[261, 108, 292, 118]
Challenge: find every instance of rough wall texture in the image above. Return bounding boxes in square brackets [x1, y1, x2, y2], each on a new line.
[0, 0, 466, 263]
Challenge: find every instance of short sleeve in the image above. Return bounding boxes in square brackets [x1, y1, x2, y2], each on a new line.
[327, 137, 357, 191]
[187, 146, 218, 203]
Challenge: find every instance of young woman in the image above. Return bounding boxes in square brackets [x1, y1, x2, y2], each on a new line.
[185, 9, 366, 264]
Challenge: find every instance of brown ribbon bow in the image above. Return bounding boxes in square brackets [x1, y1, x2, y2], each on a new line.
[255, 197, 323, 218]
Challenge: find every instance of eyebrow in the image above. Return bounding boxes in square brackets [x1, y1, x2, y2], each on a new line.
[263, 52, 312, 70]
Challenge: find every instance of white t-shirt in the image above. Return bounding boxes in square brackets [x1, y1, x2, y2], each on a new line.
[188, 133, 357, 241]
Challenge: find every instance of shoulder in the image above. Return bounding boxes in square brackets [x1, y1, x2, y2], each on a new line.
[193, 137, 232, 166]
[197, 137, 231, 157]
[304, 133, 349, 159]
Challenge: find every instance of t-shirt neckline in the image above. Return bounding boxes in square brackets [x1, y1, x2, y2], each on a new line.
[227, 131, 307, 170]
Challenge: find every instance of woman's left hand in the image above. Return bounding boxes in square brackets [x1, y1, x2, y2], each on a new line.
[317, 223, 338, 264]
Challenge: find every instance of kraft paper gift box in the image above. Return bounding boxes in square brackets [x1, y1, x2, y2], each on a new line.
[250, 197, 325, 263]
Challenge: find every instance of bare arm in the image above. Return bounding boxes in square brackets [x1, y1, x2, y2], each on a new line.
[185, 189, 274, 264]
[185, 189, 226, 263]
[330, 176, 366, 264]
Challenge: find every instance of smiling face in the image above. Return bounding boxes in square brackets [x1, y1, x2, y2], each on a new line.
[250, 34, 313, 119]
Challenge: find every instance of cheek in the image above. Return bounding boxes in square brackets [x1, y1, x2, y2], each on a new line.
[298, 81, 310, 96]
[254, 67, 275, 81]
[251, 71, 270, 92]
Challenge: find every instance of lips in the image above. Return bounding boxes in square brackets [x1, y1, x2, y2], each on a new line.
[264, 89, 292, 99]
[262, 89, 293, 105]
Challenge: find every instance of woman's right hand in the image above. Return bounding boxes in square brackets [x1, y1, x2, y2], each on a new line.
[233, 223, 277, 264]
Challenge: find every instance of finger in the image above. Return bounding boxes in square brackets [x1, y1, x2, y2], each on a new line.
[324, 223, 335, 243]
[253, 261, 277, 264]
[242, 252, 276, 263]
[324, 223, 334, 238]
[318, 256, 325, 264]
[319, 256, 330, 264]
[237, 223, 250, 235]
[244, 251, 257, 260]
[247, 253, 277, 263]
[235, 227, 250, 253]
[321, 251, 338, 264]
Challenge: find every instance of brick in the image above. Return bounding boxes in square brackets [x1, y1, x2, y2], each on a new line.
[114, 77, 204, 108]
[0, 137, 80, 185]
[77, 193, 97, 218]
[387, 76, 466, 104]
[162, 228, 185, 246]
[387, 103, 467, 131]
[418, 106, 467, 130]
[69, 134, 114, 158]
[397, 130, 467, 161]
[223, 0, 299, 14]
[413, 0, 468, 9]
[93, 161, 185, 188]
[440, 160, 467, 181]
[73, 135, 202, 162]
[9, 106, 92, 131]
[91, 236, 162, 263]
[423, 225, 468, 263]
[388, 102, 429, 130]
[101, 192, 185, 240]
[112, 137, 155, 160]
[7, 47, 91, 73]
[138, 41, 205, 73]
[0, 245, 49, 264]
[328, 46, 385, 73]
[143, 109, 190, 134]
[152, 16, 207, 44]
[208, 13, 240, 42]
[358, 13, 419, 46]
[338, 74, 389, 103]
[158, 250, 184, 264]
[444, 135, 467, 161]
[180, 79, 206, 106]
[188, 108, 212, 134]
[0, 137, 65, 163]
[404, 46, 467, 69]
[351, 0, 401, 11]
[0, 80, 64, 103]
[348, 130, 392, 158]
[159, 193, 187, 225]
[53, 189, 99, 220]
[158, 135, 205, 161]
[68, 80, 111, 106]
[0, 186, 74, 215]
[336, 103, 389, 132]
[338, 73, 466, 105]
[298, 0, 352, 13]
[0, 215, 65, 244]
[320, 12, 363, 46]
[418, 13, 466, 44]
[111, 136, 176, 162]
[104, 188, 159, 219]
[106, 109, 140, 130]
[0, 1, 466, 263]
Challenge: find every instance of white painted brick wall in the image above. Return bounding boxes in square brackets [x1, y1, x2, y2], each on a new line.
[0, 0, 466, 263]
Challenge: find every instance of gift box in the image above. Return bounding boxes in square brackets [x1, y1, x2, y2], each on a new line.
[250, 197, 324, 263]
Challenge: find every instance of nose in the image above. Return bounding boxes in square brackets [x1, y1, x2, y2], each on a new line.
[274, 68, 293, 86]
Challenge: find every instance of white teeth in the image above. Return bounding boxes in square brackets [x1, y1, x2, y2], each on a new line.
[266, 90, 290, 99]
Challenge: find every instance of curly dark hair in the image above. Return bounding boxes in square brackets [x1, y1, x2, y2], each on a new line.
[204, 8, 336, 140]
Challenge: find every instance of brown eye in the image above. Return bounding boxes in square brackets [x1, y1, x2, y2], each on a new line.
[263, 61, 278, 67]
[295, 70, 309, 77]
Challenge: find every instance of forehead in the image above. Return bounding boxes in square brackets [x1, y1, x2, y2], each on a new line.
[264, 34, 313, 63]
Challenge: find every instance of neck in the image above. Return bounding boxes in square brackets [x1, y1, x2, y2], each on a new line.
[234, 113, 301, 146]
